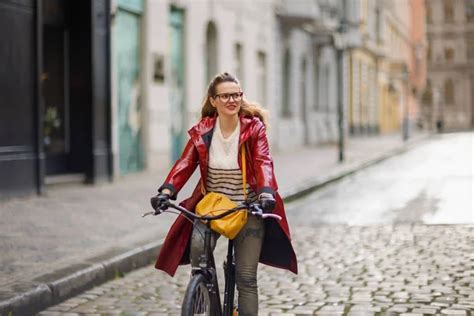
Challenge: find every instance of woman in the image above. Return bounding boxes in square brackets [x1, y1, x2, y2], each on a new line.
[151, 72, 297, 314]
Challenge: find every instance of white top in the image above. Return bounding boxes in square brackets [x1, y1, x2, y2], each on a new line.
[206, 119, 256, 204]
[208, 119, 240, 169]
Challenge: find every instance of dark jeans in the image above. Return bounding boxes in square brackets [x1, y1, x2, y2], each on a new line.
[190, 215, 264, 315]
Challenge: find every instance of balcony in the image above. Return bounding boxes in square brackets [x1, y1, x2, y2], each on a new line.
[276, 0, 320, 28]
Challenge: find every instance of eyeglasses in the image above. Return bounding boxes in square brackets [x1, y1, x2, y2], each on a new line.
[213, 92, 243, 103]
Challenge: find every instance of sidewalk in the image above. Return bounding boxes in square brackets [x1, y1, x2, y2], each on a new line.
[0, 131, 431, 315]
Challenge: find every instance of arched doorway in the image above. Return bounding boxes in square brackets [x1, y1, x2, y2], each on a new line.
[169, 6, 186, 162]
[205, 21, 218, 84]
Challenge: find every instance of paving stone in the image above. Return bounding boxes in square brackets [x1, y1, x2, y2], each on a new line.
[291, 306, 317, 314]
[440, 309, 468, 315]
[411, 308, 438, 314]
[386, 305, 409, 313]
[38, 225, 474, 315]
[317, 304, 345, 312]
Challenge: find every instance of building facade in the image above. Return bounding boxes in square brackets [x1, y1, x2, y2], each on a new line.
[410, 0, 428, 132]
[0, 0, 112, 198]
[142, 0, 278, 172]
[345, 0, 380, 134]
[0, 0, 429, 198]
[344, 0, 427, 137]
[273, 0, 344, 149]
[424, 0, 474, 131]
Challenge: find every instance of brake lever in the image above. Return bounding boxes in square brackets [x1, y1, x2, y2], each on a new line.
[142, 210, 160, 217]
[250, 204, 282, 221]
[250, 203, 263, 216]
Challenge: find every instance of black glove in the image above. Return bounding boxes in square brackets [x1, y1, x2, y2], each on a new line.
[259, 193, 276, 214]
[150, 193, 170, 212]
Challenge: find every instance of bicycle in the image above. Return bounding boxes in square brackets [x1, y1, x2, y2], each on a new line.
[142, 199, 281, 316]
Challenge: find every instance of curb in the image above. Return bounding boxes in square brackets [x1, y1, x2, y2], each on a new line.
[0, 133, 432, 316]
[0, 241, 162, 316]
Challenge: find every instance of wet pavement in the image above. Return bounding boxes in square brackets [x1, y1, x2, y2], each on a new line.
[38, 133, 474, 315]
[289, 133, 473, 226]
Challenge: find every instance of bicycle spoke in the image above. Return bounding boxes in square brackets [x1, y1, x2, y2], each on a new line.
[192, 282, 209, 316]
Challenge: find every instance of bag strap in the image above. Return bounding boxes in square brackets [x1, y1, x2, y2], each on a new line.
[241, 143, 247, 201]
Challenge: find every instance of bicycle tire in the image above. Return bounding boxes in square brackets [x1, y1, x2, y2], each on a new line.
[181, 273, 218, 316]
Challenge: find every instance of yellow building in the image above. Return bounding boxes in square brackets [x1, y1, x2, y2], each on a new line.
[347, 0, 425, 135]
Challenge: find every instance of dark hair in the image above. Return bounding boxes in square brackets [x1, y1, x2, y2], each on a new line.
[200, 72, 269, 127]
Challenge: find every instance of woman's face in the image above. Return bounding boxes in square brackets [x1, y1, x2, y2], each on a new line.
[210, 81, 243, 119]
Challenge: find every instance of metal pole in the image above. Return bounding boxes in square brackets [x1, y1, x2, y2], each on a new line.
[337, 0, 347, 163]
[402, 74, 410, 141]
[337, 47, 345, 162]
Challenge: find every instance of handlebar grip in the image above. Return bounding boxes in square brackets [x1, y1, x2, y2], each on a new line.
[261, 213, 282, 221]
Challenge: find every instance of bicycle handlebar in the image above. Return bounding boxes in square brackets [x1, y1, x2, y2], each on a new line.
[142, 200, 282, 221]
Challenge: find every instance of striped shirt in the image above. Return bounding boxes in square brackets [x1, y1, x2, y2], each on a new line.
[206, 119, 257, 204]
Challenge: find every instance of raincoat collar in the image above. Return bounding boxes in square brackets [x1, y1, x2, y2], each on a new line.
[188, 114, 255, 148]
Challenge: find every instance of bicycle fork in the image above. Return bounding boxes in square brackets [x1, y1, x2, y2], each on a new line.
[223, 239, 237, 316]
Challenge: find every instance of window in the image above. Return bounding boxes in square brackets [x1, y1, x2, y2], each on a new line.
[205, 22, 218, 84]
[300, 58, 307, 117]
[444, 79, 455, 104]
[376, 8, 382, 43]
[321, 64, 330, 112]
[444, 0, 454, 23]
[422, 80, 433, 105]
[466, 0, 474, 22]
[467, 40, 474, 59]
[257, 51, 267, 105]
[313, 54, 319, 111]
[282, 49, 292, 117]
[234, 43, 244, 87]
[444, 47, 455, 62]
[427, 3, 432, 24]
[427, 43, 432, 62]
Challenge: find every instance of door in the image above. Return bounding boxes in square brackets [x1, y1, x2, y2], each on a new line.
[115, 0, 144, 174]
[300, 58, 308, 145]
[471, 75, 474, 128]
[0, 0, 39, 197]
[169, 7, 186, 162]
[42, 0, 73, 175]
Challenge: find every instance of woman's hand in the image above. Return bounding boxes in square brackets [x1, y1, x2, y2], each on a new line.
[151, 192, 171, 212]
[258, 192, 276, 213]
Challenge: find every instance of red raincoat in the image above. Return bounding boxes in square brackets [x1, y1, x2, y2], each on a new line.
[155, 115, 298, 276]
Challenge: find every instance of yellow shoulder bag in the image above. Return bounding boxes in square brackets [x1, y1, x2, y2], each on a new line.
[195, 144, 248, 239]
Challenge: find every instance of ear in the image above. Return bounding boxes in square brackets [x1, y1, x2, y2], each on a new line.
[210, 96, 216, 107]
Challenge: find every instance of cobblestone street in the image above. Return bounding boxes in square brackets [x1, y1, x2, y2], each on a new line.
[40, 224, 474, 315]
[39, 134, 474, 315]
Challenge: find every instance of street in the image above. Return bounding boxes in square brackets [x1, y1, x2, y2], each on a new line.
[288, 132, 473, 226]
[39, 133, 474, 315]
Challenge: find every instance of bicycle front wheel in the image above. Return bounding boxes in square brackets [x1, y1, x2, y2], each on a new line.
[181, 274, 217, 316]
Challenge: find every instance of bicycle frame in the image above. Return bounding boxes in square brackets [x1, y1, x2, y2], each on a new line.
[195, 220, 224, 315]
[143, 201, 281, 316]
[194, 220, 236, 316]
[222, 239, 235, 315]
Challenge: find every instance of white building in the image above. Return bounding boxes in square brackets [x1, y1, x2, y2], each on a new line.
[274, 0, 340, 150]
[140, 0, 277, 172]
[112, 0, 347, 174]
